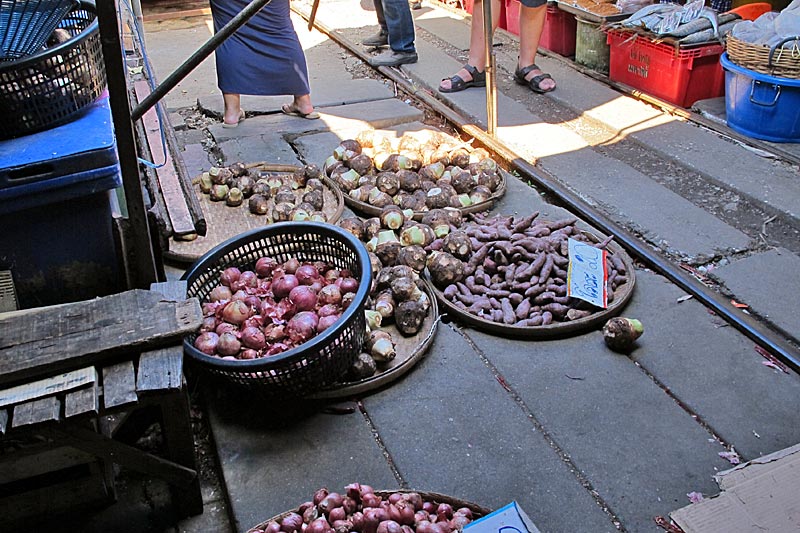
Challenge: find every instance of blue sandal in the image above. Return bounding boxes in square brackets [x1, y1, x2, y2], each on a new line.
[439, 64, 486, 93]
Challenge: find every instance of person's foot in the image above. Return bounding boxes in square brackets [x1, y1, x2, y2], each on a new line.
[369, 49, 418, 67]
[438, 64, 484, 92]
[515, 63, 556, 93]
[410, 0, 422, 8]
[222, 108, 245, 128]
[362, 30, 389, 47]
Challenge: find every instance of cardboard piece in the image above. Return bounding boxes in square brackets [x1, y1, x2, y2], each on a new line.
[464, 502, 542, 533]
[670, 443, 800, 532]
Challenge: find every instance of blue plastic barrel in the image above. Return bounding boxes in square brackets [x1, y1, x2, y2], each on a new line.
[721, 52, 800, 143]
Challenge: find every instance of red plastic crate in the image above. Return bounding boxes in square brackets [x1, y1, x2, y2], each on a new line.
[607, 30, 725, 108]
[463, 0, 507, 29]
[505, 2, 576, 56]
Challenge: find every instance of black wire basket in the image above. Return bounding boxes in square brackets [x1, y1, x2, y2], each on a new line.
[182, 223, 372, 397]
[0, 0, 77, 61]
[0, 0, 105, 140]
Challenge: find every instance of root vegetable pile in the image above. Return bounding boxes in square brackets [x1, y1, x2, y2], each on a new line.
[197, 162, 333, 222]
[325, 130, 503, 213]
[193, 257, 359, 359]
[250, 484, 478, 533]
[432, 213, 630, 326]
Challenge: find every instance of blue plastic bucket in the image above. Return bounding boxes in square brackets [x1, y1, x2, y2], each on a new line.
[720, 52, 800, 143]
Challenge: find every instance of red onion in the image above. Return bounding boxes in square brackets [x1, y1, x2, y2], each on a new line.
[298, 501, 315, 515]
[209, 285, 233, 302]
[314, 488, 330, 506]
[422, 502, 437, 515]
[236, 270, 258, 290]
[308, 518, 332, 533]
[324, 269, 341, 284]
[340, 269, 352, 278]
[215, 322, 238, 336]
[318, 284, 342, 306]
[240, 348, 259, 360]
[342, 496, 358, 516]
[361, 485, 375, 495]
[304, 504, 319, 524]
[400, 527, 414, 533]
[277, 298, 297, 320]
[362, 492, 381, 508]
[454, 509, 472, 520]
[436, 504, 453, 520]
[284, 257, 301, 274]
[310, 280, 324, 294]
[333, 520, 353, 533]
[217, 332, 241, 356]
[450, 515, 471, 531]
[388, 502, 415, 526]
[342, 292, 356, 310]
[377, 521, 402, 533]
[388, 494, 404, 505]
[319, 493, 343, 514]
[350, 512, 365, 532]
[362, 509, 382, 533]
[281, 513, 304, 533]
[433, 522, 452, 533]
[244, 294, 262, 310]
[414, 511, 430, 525]
[405, 493, 423, 512]
[296, 264, 321, 285]
[416, 521, 435, 533]
[265, 323, 287, 342]
[272, 274, 299, 300]
[337, 277, 359, 295]
[290, 285, 318, 312]
[222, 300, 252, 325]
[241, 326, 266, 350]
[194, 332, 219, 355]
[264, 521, 282, 533]
[244, 315, 265, 330]
[344, 483, 363, 502]
[220, 266, 241, 287]
[288, 311, 320, 343]
[255, 256, 278, 278]
[328, 506, 346, 523]
[200, 316, 218, 332]
[317, 314, 340, 333]
[232, 289, 249, 302]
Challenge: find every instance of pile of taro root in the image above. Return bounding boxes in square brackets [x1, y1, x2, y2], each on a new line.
[249, 484, 479, 533]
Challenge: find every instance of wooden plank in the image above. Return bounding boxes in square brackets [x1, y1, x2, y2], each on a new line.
[11, 396, 60, 428]
[0, 409, 7, 435]
[150, 280, 187, 301]
[42, 425, 198, 488]
[0, 445, 96, 484]
[161, 389, 203, 516]
[0, 367, 96, 408]
[0, 289, 202, 386]
[64, 379, 100, 418]
[134, 81, 195, 235]
[137, 347, 183, 393]
[102, 361, 138, 409]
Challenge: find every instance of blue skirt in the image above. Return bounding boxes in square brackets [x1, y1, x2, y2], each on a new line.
[210, 0, 311, 96]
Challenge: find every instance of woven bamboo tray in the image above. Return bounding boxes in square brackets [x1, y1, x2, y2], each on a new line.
[166, 164, 344, 264]
[338, 169, 507, 222]
[428, 228, 636, 338]
[727, 34, 800, 79]
[307, 279, 439, 400]
[247, 490, 491, 533]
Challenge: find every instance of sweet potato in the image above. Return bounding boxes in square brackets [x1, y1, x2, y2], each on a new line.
[500, 299, 516, 324]
[541, 311, 554, 325]
[515, 298, 532, 320]
[512, 212, 540, 234]
[518, 314, 544, 327]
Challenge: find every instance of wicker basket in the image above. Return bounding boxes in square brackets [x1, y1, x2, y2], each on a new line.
[181, 222, 372, 397]
[727, 34, 800, 79]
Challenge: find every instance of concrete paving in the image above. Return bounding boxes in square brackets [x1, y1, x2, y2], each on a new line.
[131, 2, 800, 532]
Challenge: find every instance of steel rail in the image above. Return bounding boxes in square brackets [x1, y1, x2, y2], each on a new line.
[297, 6, 800, 373]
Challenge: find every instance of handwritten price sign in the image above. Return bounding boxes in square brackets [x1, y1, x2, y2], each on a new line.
[567, 237, 608, 309]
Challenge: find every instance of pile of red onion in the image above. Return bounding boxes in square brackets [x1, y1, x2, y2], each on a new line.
[251, 484, 476, 533]
[194, 256, 360, 360]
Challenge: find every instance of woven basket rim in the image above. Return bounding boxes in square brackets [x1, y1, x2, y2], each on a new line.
[727, 34, 800, 79]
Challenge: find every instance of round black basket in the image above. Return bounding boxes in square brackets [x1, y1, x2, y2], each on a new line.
[182, 222, 373, 397]
[0, 0, 105, 140]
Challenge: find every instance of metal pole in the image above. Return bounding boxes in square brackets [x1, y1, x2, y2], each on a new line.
[131, 0, 273, 122]
[482, 0, 497, 136]
[96, 0, 159, 289]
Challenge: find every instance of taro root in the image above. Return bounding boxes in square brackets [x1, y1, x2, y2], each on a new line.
[418, 162, 445, 182]
[249, 194, 270, 215]
[398, 134, 421, 153]
[306, 177, 324, 192]
[290, 168, 308, 189]
[266, 175, 285, 194]
[476, 170, 502, 191]
[442, 207, 463, 228]
[455, 194, 473, 207]
[380, 205, 405, 230]
[311, 212, 327, 222]
[236, 175, 256, 197]
[397, 169, 421, 192]
[399, 224, 435, 247]
[368, 252, 383, 276]
[395, 300, 427, 336]
[209, 166, 233, 185]
[350, 184, 375, 203]
[350, 352, 377, 379]
[358, 174, 377, 188]
[199, 173, 213, 194]
[450, 167, 475, 194]
[397, 193, 420, 211]
[290, 207, 311, 221]
[449, 147, 471, 168]
[602, 317, 644, 353]
[334, 139, 362, 160]
[210, 184, 229, 201]
[337, 169, 361, 191]
[428, 147, 451, 166]
[275, 187, 296, 204]
[273, 202, 294, 222]
[472, 148, 492, 162]
[297, 201, 316, 214]
[304, 163, 322, 180]
[419, 180, 436, 192]
[404, 151, 423, 171]
[348, 153, 374, 176]
[229, 161, 248, 177]
[382, 153, 414, 172]
[339, 218, 365, 241]
[397, 245, 427, 272]
[426, 251, 465, 289]
[425, 187, 454, 209]
[326, 159, 345, 177]
[367, 330, 395, 362]
[469, 185, 493, 204]
[374, 290, 396, 320]
[363, 218, 382, 240]
[442, 231, 472, 260]
[376, 172, 400, 196]
[368, 188, 394, 208]
[226, 187, 244, 207]
[375, 231, 402, 267]
[389, 276, 419, 302]
[303, 189, 325, 211]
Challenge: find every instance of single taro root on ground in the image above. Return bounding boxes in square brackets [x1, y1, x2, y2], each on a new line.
[602, 317, 644, 352]
[435, 212, 631, 327]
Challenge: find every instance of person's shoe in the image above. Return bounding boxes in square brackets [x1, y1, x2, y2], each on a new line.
[410, 0, 422, 9]
[369, 49, 418, 67]
[362, 30, 389, 47]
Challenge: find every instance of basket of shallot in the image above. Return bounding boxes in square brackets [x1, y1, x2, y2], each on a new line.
[182, 222, 372, 397]
[247, 484, 490, 533]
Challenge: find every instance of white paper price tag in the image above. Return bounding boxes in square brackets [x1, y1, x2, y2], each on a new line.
[567, 237, 608, 309]
[463, 502, 541, 533]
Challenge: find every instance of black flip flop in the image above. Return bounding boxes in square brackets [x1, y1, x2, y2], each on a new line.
[439, 64, 486, 93]
[514, 64, 555, 94]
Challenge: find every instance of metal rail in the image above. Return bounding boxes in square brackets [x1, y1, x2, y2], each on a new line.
[298, 6, 800, 373]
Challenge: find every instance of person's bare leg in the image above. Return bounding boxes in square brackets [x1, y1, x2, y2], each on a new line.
[439, 0, 502, 91]
[518, 4, 555, 92]
[222, 93, 243, 125]
[289, 94, 315, 115]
